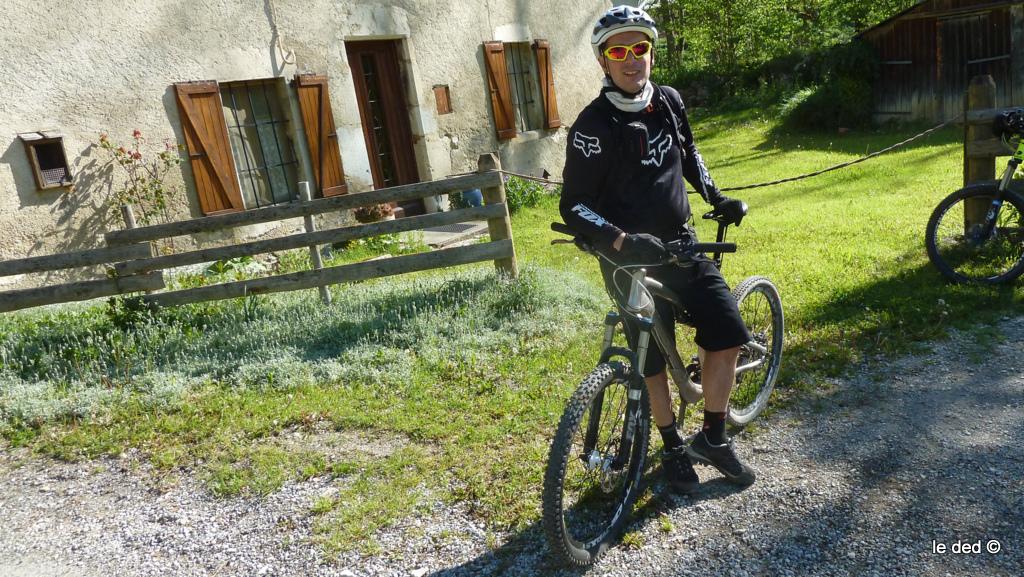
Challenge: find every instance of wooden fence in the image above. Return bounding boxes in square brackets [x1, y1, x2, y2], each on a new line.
[0, 154, 517, 313]
[962, 74, 1020, 226]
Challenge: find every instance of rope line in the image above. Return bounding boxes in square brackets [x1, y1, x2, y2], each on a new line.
[716, 115, 962, 192]
[458, 115, 962, 191]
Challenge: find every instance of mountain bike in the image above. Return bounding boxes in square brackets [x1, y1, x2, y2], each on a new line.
[542, 210, 784, 565]
[925, 108, 1024, 284]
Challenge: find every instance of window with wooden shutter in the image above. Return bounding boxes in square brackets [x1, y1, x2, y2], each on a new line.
[293, 74, 348, 197]
[533, 40, 561, 129]
[483, 41, 517, 140]
[174, 81, 244, 215]
[220, 79, 302, 209]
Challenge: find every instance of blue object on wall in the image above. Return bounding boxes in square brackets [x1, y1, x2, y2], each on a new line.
[462, 188, 483, 207]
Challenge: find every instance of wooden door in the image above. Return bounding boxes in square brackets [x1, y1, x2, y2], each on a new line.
[939, 11, 1013, 120]
[346, 40, 423, 217]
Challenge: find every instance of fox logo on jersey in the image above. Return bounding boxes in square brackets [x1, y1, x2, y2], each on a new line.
[571, 203, 608, 227]
[641, 130, 673, 168]
[572, 132, 602, 158]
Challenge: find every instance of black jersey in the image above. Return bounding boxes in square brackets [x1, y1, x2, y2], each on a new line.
[559, 83, 720, 247]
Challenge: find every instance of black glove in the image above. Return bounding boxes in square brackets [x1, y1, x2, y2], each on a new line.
[618, 233, 667, 263]
[712, 196, 747, 227]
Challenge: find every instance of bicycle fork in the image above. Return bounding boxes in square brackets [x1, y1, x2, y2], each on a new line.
[581, 311, 652, 477]
[980, 159, 1024, 238]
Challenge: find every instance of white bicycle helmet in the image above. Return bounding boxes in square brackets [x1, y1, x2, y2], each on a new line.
[591, 5, 658, 57]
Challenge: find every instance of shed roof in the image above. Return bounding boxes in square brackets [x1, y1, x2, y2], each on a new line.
[855, 0, 1021, 39]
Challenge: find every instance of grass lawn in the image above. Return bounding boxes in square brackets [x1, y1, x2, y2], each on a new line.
[1, 111, 1022, 555]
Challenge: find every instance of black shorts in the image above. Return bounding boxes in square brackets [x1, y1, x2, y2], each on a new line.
[599, 256, 751, 377]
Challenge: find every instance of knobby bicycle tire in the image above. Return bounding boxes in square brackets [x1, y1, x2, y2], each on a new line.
[925, 182, 1024, 285]
[728, 276, 784, 427]
[542, 362, 650, 566]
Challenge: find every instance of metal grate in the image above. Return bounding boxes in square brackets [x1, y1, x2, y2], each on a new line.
[424, 223, 477, 234]
[40, 167, 68, 186]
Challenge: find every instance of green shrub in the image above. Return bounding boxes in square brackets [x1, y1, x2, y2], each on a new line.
[105, 296, 162, 332]
[504, 176, 547, 215]
[782, 76, 874, 131]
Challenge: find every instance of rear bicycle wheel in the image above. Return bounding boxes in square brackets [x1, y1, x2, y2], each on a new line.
[728, 276, 784, 427]
[542, 362, 650, 566]
[925, 183, 1024, 284]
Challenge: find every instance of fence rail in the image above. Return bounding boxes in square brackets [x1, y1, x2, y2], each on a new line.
[0, 243, 152, 277]
[0, 154, 517, 313]
[104, 172, 500, 246]
[114, 204, 507, 276]
[144, 240, 513, 308]
[0, 273, 165, 313]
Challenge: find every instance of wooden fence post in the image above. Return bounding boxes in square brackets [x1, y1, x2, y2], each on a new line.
[299, 182, 332, 305]
[477, 153, 518, 278]
[964, 75, 997, 228]
[121, 204, 137, 230]
[120, 203, 157, 295]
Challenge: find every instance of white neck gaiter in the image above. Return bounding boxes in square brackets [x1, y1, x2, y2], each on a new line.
[602, 77, 654, 113]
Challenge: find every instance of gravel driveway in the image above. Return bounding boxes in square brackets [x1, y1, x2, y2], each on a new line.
[2, 317, 1022, 577]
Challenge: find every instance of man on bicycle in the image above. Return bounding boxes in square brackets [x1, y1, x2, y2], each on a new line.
[560, 5, 755, 492]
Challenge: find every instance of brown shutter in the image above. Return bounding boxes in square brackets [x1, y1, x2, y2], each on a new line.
[294, 74, 348, 196]
[483, 41, 517, 141]
[174, 81, 244, 215]
[533, 40, 562, 129]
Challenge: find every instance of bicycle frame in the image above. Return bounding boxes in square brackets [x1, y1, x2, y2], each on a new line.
[599, 265, 769, 407]
[550, 217, 770, 459]
[590, 219, 770, 408]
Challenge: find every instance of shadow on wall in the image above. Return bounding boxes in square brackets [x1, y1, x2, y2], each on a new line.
[0, 138, 121, 288]
[3, 139, 52, 212]
[2, 138, 117, 257]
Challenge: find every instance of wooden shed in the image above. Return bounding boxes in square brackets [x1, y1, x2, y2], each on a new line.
[858, 0, 1024, 122]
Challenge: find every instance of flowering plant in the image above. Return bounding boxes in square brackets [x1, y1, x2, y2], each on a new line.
[96, 130, 183, 225]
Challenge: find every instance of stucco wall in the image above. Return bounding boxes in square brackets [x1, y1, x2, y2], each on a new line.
[0, 0, 608, 289]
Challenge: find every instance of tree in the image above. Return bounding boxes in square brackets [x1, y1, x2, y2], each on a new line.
[648, 0, 919, 77]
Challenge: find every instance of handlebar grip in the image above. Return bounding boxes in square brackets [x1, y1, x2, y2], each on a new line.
[551, 222, 575, 236]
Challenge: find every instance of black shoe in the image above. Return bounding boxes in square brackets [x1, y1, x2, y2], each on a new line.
[686, 431, 756, 486]
[662, 445, 699, 495]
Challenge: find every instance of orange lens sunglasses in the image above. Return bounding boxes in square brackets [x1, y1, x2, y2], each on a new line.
[602, 40, 652, 62]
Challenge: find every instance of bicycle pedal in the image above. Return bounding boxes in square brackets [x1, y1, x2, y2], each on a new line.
[686, 362, 702, 383]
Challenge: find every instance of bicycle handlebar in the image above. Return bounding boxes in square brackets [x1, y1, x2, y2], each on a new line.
[549, 223, 736, 260]
[994, 108, 1024, 139]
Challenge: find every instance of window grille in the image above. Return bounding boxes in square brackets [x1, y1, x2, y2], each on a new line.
[220, 80, 300, 209]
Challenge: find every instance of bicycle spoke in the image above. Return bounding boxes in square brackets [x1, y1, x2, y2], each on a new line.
[931, 194, 1024, 282]
[562, 379, 631, 543]
[729, 277, 783, 425]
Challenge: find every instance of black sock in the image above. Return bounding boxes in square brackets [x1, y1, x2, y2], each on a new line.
[658, 419, 685, 451]
[702, 411, 727, 445]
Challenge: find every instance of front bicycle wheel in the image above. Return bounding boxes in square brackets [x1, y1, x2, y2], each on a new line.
[925, 183, 1024, 284]
[728, 276, 784, 427]
[542, 362, 650, 566]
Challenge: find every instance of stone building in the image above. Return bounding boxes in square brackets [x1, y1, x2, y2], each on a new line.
[0, 0, 608, 288]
